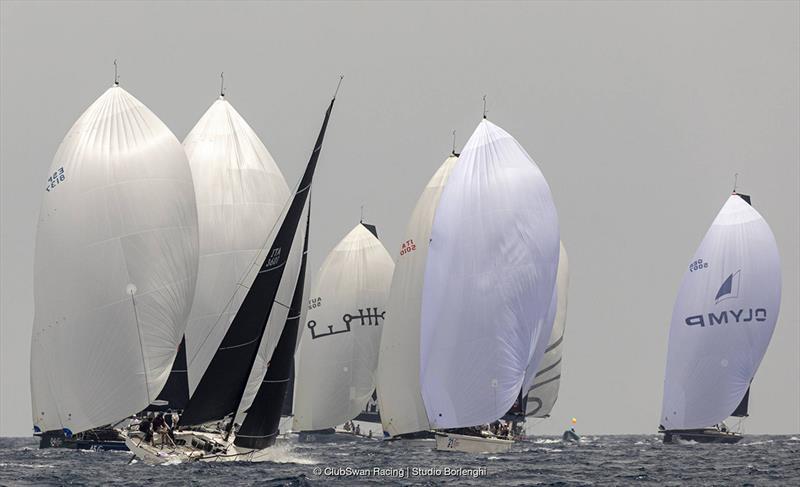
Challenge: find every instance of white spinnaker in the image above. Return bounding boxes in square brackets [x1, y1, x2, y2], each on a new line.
[660, 195, 781, 430]
[420, 120, 560, 429]
[182, 98, 289, 394]
[526, 241, 569, 418]
[376, 155, 459, 437]
[293, 223, 395, 431]
[31, 86, 199, 434]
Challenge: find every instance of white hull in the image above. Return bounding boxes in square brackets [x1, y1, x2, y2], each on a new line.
[384, 437, 435, 448]
[124, 430, 281, 464]
[434, 432, 513, 453]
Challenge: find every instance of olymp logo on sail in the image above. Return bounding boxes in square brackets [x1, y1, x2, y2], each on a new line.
[307, 306, 386, 339]
[685, 270, 768, 327]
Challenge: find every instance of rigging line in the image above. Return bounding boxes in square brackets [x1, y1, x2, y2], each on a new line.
[129, 290, 151, 404]
[333, 75, 344, 99]
[733, 173, 739, 193]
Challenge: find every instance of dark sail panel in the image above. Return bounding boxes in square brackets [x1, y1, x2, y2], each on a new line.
[235, 213, 309, 450]
[281, 362, 295, 417]
[149, 337, 189, 411]
[361, 222, 378, 238]
[180, 97, 335, 427]
[731, 387, 750, 417]
[735, 192, 751, 205]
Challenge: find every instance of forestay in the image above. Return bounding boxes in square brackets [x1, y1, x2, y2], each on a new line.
[526, 241, 569, 417]
[420, 119, 560, 430]
[376, 155, 459, 437]
[31, 85, 199, 435]
[660, 194, 781, 430]
[293, 223, 395, 431]
[182, 98, 289, 394]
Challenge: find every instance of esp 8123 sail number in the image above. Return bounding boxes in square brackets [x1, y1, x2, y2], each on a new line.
[45, 167, 65, 192]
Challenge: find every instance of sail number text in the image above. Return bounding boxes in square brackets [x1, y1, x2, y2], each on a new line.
[400, 239, 417, 256]
[689, 259, 708, 272]
[266, 248, 281, 267]
[45, 167, 65, 192]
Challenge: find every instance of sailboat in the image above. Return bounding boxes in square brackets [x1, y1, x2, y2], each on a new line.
[124, 86, 339, 463]
[504, 241, 569, 438]
[659, 192, 781, 444]
[292, 222, 395, 441]
[30, 79, 199, 449]
[181, 81, 291, 417]
[376, 118, 560, 454]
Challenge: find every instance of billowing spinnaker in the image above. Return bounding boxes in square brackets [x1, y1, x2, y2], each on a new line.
[293, 223, 395, 431]
[526, 241, 569, 417]
[660, 195, 781, 430]
[376, 155, 459, 436]
[420, 120, 559, 429]
[31, 86, 199, 434]
[182, 99, 289, 393]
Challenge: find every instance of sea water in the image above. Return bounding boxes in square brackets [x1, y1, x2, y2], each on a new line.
[1, 435, 798, 485]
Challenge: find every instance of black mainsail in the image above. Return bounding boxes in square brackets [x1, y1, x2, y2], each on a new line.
[235, 211, 310, 449]
[179, 94, 336, 428]
[150, 337, 189, 411]
[731, 387, 750, 418]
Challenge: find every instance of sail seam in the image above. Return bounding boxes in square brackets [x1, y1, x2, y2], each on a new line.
[258, 262, 286, 274]
[218, 337, 260, 351]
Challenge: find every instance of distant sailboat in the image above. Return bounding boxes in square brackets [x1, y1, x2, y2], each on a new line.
[659, 193, 781, 444]
[293, 222, 395, 440]
[377, 118, 560, 453]
[30, 80, 199, 449]
[125, 86, 339, 463]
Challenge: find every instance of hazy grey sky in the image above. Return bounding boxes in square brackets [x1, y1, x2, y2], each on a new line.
[1, 1, 798, 437]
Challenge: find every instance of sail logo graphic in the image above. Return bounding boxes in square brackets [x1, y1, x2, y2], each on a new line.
[685, 270, 767, 327]
[715, 270, 741, 303]
[307, 307, 386, 339]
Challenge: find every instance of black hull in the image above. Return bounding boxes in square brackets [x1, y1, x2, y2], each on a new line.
[37, 429, 128, 451]
[661, 429, 743, 444]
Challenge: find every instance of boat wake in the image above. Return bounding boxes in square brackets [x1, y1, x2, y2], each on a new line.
[254, 443, 319, 465]
[531, 438, 562, 444]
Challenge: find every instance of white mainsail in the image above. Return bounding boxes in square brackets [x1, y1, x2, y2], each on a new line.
[660, 194, 781, 430]
[31, 85, 199, 435]
[376, 154, 459, 437]
[419, 119, 560, 430]
[182, 97, 290, 394]
[293, 223, 395, 431]
[526, 241, 569, 417]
